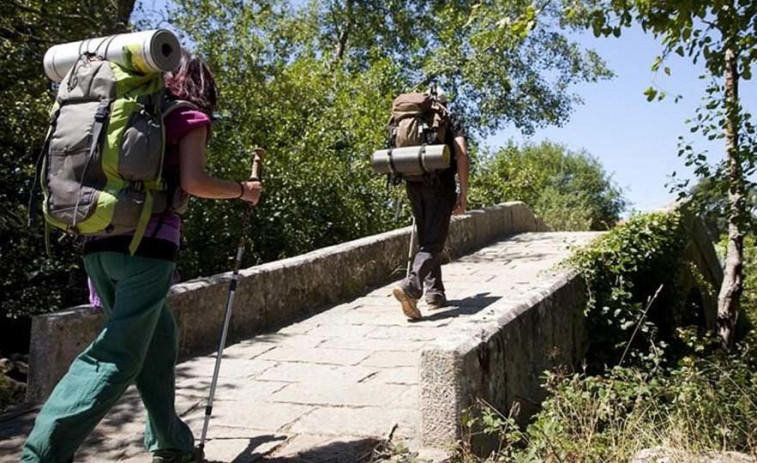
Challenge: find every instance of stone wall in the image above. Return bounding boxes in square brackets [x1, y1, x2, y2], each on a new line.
[668, 201, 724, 330]
[419, 271, 586, 450]
[26, 202, 547, 403]
[417, 201, 725, 452]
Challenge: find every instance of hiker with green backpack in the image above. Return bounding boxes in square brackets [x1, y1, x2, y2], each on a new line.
[22, 49, 261, 463]
[388, 86, 470, 320]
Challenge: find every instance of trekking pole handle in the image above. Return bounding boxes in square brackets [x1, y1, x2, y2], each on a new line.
[250, 147, 265, 181]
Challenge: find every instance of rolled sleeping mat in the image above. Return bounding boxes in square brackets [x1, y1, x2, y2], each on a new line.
[43, 29, 181, 82]
[371, 144, 451, 176]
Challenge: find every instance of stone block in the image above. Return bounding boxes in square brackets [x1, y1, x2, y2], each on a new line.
[366, 366, 419, 385]
[256, 363, 376, 384]
[419, 347, 462, 448]
[360, 351, 420, 368]
[184, 401, 312, 432]
[177, 379, 290, 401]
[199, 434, 288, 463]
[258, 347, 371, 366]
[419, 270, 591, 451]
[26, 305, 103, 404]
[288, 406, 418, 438]
[270, 382, 409, 407]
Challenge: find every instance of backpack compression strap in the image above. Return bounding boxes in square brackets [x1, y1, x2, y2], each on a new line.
[128, 180, 161, 255]
[127, 99, 200, 255]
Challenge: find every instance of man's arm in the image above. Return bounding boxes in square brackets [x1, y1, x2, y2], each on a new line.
[453, 135, 469, 215]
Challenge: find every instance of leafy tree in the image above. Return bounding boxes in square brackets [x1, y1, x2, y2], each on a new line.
[2, 0, 614, 325]
[689, 177, 757, 241]
[274, 0, 614, 135]
[575, 0, 757, 348]
[469, 141, 626, 230]
[155, 0, 615, 278]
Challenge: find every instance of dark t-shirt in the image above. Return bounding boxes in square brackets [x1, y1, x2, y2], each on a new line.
[439, 111, 467, 184]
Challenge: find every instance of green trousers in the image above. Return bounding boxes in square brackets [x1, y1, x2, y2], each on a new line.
[21, 252, 194, 462]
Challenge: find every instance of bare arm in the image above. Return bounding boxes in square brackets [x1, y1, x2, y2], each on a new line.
[179, 126, 261, 204]
[453, 135, 469, 215]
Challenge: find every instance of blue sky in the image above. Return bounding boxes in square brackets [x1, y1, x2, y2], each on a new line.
[135, 1, 755, 213]
[486, 25, 756, 212]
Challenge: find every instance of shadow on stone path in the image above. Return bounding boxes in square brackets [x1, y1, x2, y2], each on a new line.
[214, 436, 381, 463]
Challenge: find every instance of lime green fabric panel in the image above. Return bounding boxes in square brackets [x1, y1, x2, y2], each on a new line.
[102, 98, 138, 181]
[110, 62, 164, 98]
[42, 206, 68, 230]
[98, 93, 133, 233]
[63, 63, 166, 238]
[75, 189, 118, 234]
[42, 189, 117, 235]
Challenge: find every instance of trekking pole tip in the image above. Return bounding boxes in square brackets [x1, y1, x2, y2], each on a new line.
[194, 443, 206, 462]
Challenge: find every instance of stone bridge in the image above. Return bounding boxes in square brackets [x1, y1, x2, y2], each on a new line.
[0, 202, 721, 462]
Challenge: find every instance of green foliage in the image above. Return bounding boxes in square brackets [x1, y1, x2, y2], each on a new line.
[172, 0, 612, 137]
[459, 357, 757, 462]
[176, 55, 402, 276]
[688, 177, 757, 241]
[518, 352, 757, 462]
[459, 399, 526, 462]
[576, 0, 757, 347]
[155, 0, 615, 280]
[456, 216, 757, 463]
[567, 211, 688, 368]
[0, 374, 13, 412]
[573, 0, 757, 81]
[1, 0, 612, 321]
[469, 142, 626, 231]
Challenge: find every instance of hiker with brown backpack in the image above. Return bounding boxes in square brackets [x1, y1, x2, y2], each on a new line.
[387, 86, 470, 320]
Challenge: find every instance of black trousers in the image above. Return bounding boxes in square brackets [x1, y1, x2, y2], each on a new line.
[401, 177, 456, 300]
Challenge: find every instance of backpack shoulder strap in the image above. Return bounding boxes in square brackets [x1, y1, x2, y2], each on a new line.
[162, 99, 200, 120]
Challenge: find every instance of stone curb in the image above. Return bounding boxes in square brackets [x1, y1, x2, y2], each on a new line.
[418, 269, 587, 450]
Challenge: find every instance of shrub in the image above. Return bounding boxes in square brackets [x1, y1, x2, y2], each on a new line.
[455, 211, 757, 462]
[567, 211, 689, 369]
[469, 142, 626, 231]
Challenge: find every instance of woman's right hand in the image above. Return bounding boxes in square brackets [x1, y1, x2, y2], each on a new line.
[240, 181, 263, 205]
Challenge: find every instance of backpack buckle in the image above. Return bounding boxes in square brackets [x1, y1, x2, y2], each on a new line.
[94, 102, 110, 122]
[129, 180, 145, 193]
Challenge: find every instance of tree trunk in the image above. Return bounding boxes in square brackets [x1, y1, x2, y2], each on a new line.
[717, 46, 744, 349]
[332, 0, 353, 62]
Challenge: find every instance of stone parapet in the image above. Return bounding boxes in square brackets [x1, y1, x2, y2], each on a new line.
[419, 270, 587, 451]
[26, 202, 547, 403]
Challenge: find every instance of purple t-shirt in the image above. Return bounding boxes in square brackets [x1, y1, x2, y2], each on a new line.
[143, 108, 211, 245]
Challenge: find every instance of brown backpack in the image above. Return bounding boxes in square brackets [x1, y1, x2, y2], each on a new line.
[387, 93, 449, 148]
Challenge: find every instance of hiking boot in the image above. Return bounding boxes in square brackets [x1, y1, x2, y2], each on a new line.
[152, 455, 189, 463]
[425, 293, 447, 311]
[392, 286, 422, 320]
[152, 448, 201, 463]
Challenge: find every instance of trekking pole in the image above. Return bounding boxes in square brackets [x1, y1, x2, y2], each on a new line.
[197, 147, 265, 462]
[406, 216, 416, 278]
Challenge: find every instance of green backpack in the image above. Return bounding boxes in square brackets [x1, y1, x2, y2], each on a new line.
[39, 55, 192, 254]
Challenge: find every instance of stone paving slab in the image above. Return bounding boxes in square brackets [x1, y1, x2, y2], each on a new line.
[0, 232, 597, 462]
